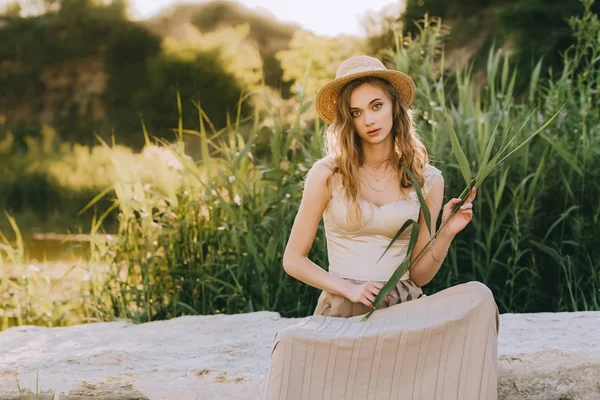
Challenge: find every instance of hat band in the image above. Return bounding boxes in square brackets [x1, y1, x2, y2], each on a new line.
[337, 65, 386, 79]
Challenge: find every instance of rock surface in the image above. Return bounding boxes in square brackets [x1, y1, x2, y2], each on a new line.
[0, 311, 599, 399]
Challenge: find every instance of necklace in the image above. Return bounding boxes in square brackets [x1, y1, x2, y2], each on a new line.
[359, 176, 385, 192]
[363, 158, 391, 171]
[363, 164, 391, 181]
[360, 167, 394, 192]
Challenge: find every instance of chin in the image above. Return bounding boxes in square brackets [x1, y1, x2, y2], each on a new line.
[369, 133, 391, 143]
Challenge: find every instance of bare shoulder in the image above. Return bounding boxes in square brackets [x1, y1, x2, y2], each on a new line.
[312, 155, 337, 172]
[304, 156, 337, 200]
[307, 156, 336, 180]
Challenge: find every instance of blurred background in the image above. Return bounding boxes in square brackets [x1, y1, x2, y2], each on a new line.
[0, 0, 599, 330]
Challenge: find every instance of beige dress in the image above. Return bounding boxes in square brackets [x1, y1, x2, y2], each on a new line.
[264, 163, 499, 400]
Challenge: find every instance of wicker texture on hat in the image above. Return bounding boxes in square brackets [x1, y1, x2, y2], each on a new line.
[315, 55, 416, 124]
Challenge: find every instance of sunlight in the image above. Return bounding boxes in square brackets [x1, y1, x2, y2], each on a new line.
[131, 0, 403, 37]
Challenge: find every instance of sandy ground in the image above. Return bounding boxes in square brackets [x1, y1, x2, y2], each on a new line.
[0, 311, 599, 399]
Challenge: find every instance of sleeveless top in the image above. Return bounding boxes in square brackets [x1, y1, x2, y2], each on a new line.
[321, 160, 442, 282]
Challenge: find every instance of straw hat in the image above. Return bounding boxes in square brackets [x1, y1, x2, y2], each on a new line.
[315, 55, 416, 124]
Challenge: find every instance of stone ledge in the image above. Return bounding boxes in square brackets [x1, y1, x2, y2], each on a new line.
[0, 311, 598, 399]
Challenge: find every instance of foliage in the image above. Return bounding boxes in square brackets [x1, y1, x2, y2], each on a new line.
[404, 0, 600, 312]
[86, 0, 598, 321]
[162, 23, 263, 90]
[189, 0, 297, 92]
[360, 2, 405, 60]
[0, 0, 252, 150]
[397, 0, 600, 90]
[275, 31, 364, 96]
[403, 0, 497, 25]
[133, 50, 247, 142]
[0, 124, 180, 234]
[1, 1, 600, 331]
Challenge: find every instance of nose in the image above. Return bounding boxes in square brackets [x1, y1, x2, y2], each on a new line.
[364, 111, 375, 127]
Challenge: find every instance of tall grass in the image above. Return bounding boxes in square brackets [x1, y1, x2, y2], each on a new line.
[1, 1, 599, 330]
[400, 1, 600, 312]
[0, 212, 102, 330]
[81, 85, 329, 321]
[88, 0, 598, 321]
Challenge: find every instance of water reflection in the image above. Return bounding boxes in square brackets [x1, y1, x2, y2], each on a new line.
[24, 233, 95, 262]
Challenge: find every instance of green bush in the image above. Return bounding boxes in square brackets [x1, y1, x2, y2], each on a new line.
[133, 50, 248, 142]
[2, 1, 600, 330]
[399, 0, 600, 93]
[0, 0, 251, 150]
[85, 2, 600, 323]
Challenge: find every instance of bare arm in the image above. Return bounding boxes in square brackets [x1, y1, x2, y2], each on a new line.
[408, 176, 454, 287]
[408, 175, 478, 287]
[282, 160, 353, 298]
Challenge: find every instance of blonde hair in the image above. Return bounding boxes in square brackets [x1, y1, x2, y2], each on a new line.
[325, 76, 429, 221]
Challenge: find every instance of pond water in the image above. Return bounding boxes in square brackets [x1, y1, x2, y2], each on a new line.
[17, 234, 98, 262]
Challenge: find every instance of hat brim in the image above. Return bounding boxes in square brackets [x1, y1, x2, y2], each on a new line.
[315, 70, 416, 124]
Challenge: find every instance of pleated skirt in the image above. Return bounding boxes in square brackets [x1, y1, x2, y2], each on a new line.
[264, 280, 499, 400]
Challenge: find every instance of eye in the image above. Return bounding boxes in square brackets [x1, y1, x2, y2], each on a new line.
[373, 103, 383, 110]
[350, 110, 361, 118]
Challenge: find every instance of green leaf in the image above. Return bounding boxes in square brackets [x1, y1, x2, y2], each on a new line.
[402, 163, 432, 235]
[494, 168, 509, 212]
[377, 219, 414, 263]
[177, 302, 199, 315]
[478, 99, 510, 174]
[477, 105, 535, 184]
[3, 211, 22, 253]
[542, 205, 579, 242]
[539, 132, 583, 176]
[496, 102, 567, 166]
[78, 185, 114, 216]
[364, 221, 420, 321]
[444, 110, 472, 185]
[300, 100, 314, 116]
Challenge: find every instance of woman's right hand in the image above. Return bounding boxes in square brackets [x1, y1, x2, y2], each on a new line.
[345, 281, 397, 307]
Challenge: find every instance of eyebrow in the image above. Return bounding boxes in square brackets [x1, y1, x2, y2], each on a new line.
[350, 98, 383, 110]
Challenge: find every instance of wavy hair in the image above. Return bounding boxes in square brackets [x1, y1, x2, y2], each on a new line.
[325, 76, 429, 221]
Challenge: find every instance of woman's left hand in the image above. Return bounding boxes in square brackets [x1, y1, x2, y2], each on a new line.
[439, 186, 477, 236]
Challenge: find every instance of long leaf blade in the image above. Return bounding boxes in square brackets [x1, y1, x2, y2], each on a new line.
[402, 163, 432, 235]
[444, 110, 472, 185]
[368, 221, 420, 315]
[377, 219, 414, 263]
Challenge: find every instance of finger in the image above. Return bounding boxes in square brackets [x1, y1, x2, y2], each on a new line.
[367, 283, 382, 295]
[460, 202, 473, 210]
[362, 299, 373, 307]
[371, 281, 384, 290]
[365, 293, 376, 304]
[445, 198, 461, 211]
[467, 187, 477, 202]
[369, 287, 381, 297]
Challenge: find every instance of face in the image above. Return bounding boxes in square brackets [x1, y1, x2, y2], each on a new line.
[349, 82, 394, 145]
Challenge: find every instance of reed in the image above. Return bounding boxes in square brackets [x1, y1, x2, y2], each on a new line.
[1, 1, 599, 330]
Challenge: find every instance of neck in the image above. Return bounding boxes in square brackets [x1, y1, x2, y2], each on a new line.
[361, 137, 394, 168]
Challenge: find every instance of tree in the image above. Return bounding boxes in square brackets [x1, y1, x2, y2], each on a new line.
[162, 23, 263, 91]
[361, 2, 405, 60]
[275, 31, 364, 97]
[134, 50, 247, 141]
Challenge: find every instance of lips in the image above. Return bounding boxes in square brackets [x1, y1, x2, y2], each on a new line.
[367, 128, 381, 135]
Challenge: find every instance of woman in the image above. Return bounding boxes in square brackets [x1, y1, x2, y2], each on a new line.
[264, 55, 499, 400]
